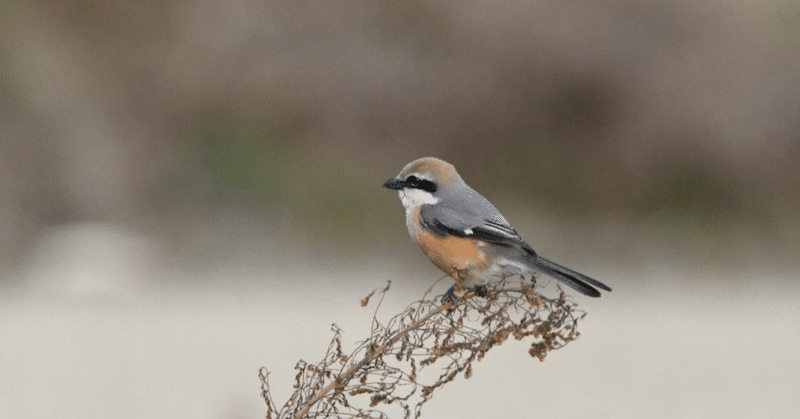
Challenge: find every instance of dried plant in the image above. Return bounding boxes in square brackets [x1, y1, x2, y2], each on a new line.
[259, 275, 585, 419]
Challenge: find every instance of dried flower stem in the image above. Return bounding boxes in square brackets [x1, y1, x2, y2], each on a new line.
[260, 276, 585, 419]
[293, 300, 452, 419]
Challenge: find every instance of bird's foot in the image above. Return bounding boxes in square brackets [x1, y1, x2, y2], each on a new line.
[437, 286, 459, 305]
[436, 284, 487, 306]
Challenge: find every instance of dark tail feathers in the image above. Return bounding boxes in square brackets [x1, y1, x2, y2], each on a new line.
[528, 257, 612, 298]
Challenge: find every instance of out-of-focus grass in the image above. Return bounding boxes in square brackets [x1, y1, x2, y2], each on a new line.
[634, 165, 736, 231]
[189, 119, 297, 208]
[170, 117, 396, 243]
[3, 0, 799, 271]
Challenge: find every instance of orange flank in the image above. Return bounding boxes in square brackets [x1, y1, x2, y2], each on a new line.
[409, 207, 489, 284]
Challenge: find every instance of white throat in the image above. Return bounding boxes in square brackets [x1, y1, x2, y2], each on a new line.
[399, 188, 439, 238]
[398, 188, 439, 209]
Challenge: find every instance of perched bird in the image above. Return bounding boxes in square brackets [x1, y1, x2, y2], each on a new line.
[383, 157, 611, 298]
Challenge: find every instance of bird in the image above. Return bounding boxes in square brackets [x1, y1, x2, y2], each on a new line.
[383, 157, 611, 299]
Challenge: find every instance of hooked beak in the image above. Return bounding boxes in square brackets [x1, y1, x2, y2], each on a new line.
[382, 178, 406, 190]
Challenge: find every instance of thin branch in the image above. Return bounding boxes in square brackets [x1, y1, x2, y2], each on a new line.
[260, 276, 585, 419]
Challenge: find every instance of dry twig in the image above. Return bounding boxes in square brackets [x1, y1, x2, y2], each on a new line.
[259, 276, 585, 419]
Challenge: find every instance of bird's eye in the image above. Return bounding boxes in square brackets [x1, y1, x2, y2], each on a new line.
[405, 175, 437, 193]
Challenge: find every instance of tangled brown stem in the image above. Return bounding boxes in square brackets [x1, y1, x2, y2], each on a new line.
[260, 276, 585, 419]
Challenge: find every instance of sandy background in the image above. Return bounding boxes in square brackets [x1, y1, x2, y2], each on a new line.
[1, 222, 798, 419]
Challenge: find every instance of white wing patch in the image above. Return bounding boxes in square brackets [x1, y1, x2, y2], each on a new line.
[464, 228, 473, 235]
[479, 220, 521, 240]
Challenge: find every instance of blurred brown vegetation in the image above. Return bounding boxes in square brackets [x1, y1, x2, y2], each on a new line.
[2, 0, 799, 269]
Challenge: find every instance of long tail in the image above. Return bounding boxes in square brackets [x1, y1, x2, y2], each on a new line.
[527, 256, 612, 298]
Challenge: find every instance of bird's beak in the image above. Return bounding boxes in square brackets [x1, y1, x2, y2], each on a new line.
[382, 178, 405, 190]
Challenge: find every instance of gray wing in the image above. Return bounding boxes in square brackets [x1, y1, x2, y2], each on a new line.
[420, 186, 613, 297]
[420, 186, 536, 255]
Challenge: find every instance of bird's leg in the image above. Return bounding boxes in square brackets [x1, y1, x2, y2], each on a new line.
[437, 273, 488, 304]
[436, 272, 466, 305]
[438, 285, 459, 305]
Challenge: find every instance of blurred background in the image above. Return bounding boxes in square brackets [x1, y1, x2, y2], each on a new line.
[1, 0, 798, 418]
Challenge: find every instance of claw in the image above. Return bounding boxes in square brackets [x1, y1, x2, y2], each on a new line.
[437, 286, 459, 305]
[437, 284, 488, 305]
